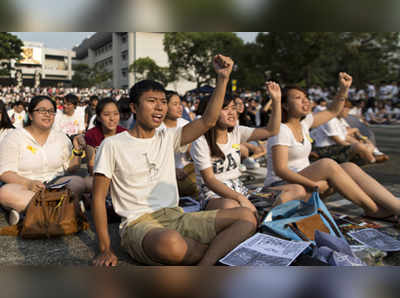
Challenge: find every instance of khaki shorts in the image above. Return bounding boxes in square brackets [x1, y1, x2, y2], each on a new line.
[121, 207, 218, 265]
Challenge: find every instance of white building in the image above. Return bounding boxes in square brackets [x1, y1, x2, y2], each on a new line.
[7, 41, 75, 86]
[73, 32, 196, 94]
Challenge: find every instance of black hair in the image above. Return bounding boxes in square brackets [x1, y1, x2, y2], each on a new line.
[89, 95, 99, 103]
[26, 96, 56, 126]
[165, 90, 179, 103]
[117, 97, 131, 114]
[129, 80, 165, 106]
[197, 93, 235, 159]
[94, 97, 119, 127]
[64, 93, 79, 106]
[0, 100, 14, 129]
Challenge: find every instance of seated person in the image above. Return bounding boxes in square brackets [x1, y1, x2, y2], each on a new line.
[0, 96, 89, 225]
[92, 55, 257, 266]
[53, 93, 86, 137]
[0, 99, 15, 143]
[311, 101, 388, 165]
[264, 74, 400, 223]
[191, 82, 307, 213]
[83, 98, 127, 175]
[117, 97, 135, 130]
[160, 90, 198, 198]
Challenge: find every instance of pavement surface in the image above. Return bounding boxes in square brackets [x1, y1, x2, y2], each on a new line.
[0, 125, 399, 266]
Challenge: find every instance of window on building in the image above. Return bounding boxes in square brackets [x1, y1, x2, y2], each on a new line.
[121, 50, 128, 61]
[121, 67, 128, 78]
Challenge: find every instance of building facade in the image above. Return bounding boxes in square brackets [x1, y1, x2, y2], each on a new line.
[74, 32, 196, 94]
[5, 41, 75, 87]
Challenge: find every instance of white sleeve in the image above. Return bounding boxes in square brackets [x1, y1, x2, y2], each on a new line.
[0, 131, 20, 176]
[190, 136, 213, 171]
[93, 138, 115, 179]
[302, 113, 314, 130]
[238, 125, 255, 143]
[319, 119, 340, 137]
[268, 124, 292, 148]
[62, 134, 73, 171]
[171, 126, 188, 153]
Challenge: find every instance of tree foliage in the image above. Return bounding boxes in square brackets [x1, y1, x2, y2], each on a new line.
[253, 32, 400, 88]
[129, 57, 171, 86]
[72, 63, 112, 88]
[164, 32, 244, 88]
[0, 32, 23, 76]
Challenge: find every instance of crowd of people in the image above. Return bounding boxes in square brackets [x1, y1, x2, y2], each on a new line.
[0, 54, 399, 267]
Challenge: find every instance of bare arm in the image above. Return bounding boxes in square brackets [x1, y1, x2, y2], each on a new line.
[312, 73, 353, 128]
[92, 173, 117, 266]
[272, 145, 318, 191]
[331, 135, 351, 146]
[248, 82, 282, 142]
[201, 167, 256, 213]
[180, 55, 233, 146]
[0, 171, 45, 192]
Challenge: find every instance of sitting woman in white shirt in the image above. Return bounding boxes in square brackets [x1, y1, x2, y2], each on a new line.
[311, 100, 388, 164]
[0, 96, 89, 225]
[191, 82, 307, 213]
[264, 73, 400, 222]
[0, 99, 15, 144]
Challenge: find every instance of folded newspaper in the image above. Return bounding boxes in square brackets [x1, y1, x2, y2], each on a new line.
[348, 228, 400, 252]
[220, 233, 310, 266]
[45, 179, 71, 190]
[179, 197, 201, 213]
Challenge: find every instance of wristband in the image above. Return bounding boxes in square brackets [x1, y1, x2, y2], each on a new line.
[72, 148, 85, 158]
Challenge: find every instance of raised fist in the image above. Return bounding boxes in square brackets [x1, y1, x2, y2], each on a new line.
[213, 54, 234, 80]
[265, 81, 282, 102]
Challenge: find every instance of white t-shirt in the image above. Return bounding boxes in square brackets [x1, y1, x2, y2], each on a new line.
[94, 128, 187, 234]
[264, 114, 314, 186]
[159, 118, 190, 169]
[0, 128, 14, 143]
[311, 117, 348, 148]
[8, 110, 26, 128]
[191, 125, 254, 188]
[0, 128, 72, 182]
[53, 110, 85, 136]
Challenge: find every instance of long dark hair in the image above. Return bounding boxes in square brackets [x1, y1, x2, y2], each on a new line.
[0, 100, 14, 129]
[94, 98, 119, 127]
[26, 96, 56, 126]
[197, 93, 235, 159]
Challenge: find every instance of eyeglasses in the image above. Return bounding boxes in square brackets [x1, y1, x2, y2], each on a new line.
[33, 108, 56, 116]
[143, 153, 159, 182]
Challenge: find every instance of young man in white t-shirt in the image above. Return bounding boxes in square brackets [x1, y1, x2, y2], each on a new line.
[53, 94, 85, 137]
[92, 55, 257, 266]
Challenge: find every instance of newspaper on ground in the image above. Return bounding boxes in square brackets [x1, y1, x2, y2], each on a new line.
[220, 232, 310, 266]
[179, 197, 201, 213]
[348, 228, 400, 252]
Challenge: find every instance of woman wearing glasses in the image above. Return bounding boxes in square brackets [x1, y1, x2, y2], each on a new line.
[0, 96, 88, 225]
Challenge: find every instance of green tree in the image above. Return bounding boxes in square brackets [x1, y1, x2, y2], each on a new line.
[72, 63, 112, 88]
[129, 57, 171, 86]
[253, 32, 400, 88]
[0, 32, 23, 76]
[164, 32, 244, 88]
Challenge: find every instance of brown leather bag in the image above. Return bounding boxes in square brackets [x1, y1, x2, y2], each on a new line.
[20, 187, 89, 239]
[0, 187, 89, 238]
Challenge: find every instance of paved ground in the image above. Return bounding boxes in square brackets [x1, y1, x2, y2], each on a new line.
[0, 125, 398, 266]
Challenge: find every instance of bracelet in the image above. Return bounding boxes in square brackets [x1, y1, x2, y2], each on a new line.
[72, 148, 85, 157]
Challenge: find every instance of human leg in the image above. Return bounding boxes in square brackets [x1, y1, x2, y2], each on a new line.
[205, 197, 240, 210]
[267, 184, 308, 206]
[197, 207, 257, 265]
[340, 162, 400, 217]
[299, 158, 380, 214]
[0, 184, 34, 212]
